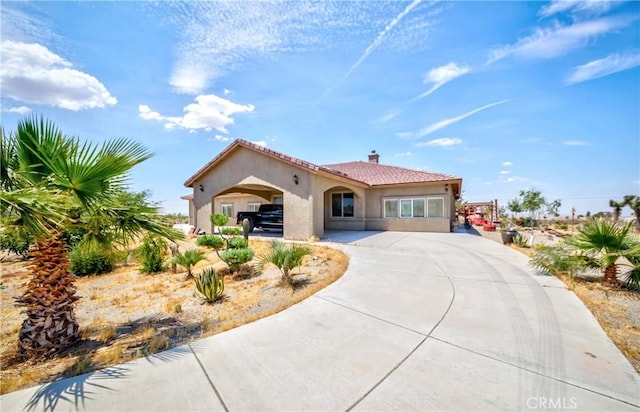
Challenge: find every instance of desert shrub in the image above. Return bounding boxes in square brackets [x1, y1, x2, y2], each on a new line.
[172, 249, 206, 278]
[138, 234, 168, 274]
[556, 223, 569, 230]
[69, 245, 115, 276]
[512, 234, 530, 248]
[194, 267, 225, 302]
[228, 237, 248, 249]
[220, 227, 241, 236]
[530, 245, 585, 282]
[220, 248, 254, 272]
[0, 227, 33, 259]
[258, 241, 312, 287]
[196, 234, 224, 249]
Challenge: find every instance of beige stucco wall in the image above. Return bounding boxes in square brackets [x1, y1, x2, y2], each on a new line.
[191, 148, 315, 239]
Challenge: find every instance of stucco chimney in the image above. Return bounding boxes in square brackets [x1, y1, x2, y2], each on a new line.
[368, 150, 379, 163]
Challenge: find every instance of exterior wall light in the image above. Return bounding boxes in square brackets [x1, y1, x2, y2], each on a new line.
[199, 184, 204, 192]
[445, 183, 449, 192]
[293, 174, 299, 185]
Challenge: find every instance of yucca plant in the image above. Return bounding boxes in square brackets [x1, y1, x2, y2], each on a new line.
[512, 234, 529, 248]
[172, 249, 206, 278]
[194, 267, 225, 302]
[258, 241, 312, 287]
[529, 245, 586, 284]
[566, 219, 638, 286]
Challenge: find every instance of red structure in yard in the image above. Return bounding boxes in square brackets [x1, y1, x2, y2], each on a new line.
[461, 200, 499, 231]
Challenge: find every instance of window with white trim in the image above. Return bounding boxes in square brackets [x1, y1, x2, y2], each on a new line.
[331, 192, 354, 217]
[221, 203, 234, 217]
[247, 203, 261, 212]
[427, 197, 444, 218]
[272, 196, 283, 205]
[384, 197, 442, 218]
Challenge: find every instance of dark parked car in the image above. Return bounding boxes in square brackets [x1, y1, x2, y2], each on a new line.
[236, 204, 283, 232]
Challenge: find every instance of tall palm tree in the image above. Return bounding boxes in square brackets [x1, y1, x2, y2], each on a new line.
[1, 116, 180, 358]
[567, 219, 637, 286]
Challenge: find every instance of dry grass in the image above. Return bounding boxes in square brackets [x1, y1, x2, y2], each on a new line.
[554, 273, 640, 372]
[0, 239, 348, 394]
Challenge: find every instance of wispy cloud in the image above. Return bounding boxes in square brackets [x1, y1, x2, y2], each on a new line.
[0, 41, 117, 111]
[499, 170, 511, 175]
[410, 62, 471, 101]
[502, 161, 513, 167]
[563, 140, 588, 146]
[567, 51, 640, 84]
[167, 1, 439, 95]
[415, 99, 509, 138]
[5, 106, 32, 114]
[252, 140, 267, 147]
[138, 94, 254, 133]
[322, 0, 424, 98]
[416, 138, 463, 147]
[488, 16, 633, 63]
[538, 0, 619, 18]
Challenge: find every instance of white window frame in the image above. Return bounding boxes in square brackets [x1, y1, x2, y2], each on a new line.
[427, 197, 445, 218]
[247, 202, 261, 212]
[384, 197, 443, 218]
[221, 203, 234, 218]
[272, 196, 283, 205]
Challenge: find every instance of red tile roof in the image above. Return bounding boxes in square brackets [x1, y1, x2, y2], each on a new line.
[184, 138, 460, 187]
[323, 161, 459, 186]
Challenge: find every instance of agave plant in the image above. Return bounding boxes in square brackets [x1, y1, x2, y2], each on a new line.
[172, 249, 206, 278]
[258, 241, 312, 287]
[194, 267, 225, 302]
[566, 219, 639, 287]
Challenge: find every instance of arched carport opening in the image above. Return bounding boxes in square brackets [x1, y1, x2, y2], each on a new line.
[211, 184, 284, 236]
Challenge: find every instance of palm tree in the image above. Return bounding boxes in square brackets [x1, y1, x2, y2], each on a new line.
[567, 219, 638, 286]
[173, 249, 207, 279]
[609, 199, 625, 222]
[258, 241, 311, 287]
[1, 116, 180, 358]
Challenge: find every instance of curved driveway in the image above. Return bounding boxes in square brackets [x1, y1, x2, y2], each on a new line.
[2, 231, 639, 411]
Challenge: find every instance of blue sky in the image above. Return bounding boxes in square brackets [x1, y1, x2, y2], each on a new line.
[1, 0, 639, 217]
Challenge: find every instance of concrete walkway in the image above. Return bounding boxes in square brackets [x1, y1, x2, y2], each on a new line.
[2, 232, 639, 411]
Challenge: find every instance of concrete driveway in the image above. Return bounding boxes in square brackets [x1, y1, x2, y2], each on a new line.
[2, 231, 639, 411]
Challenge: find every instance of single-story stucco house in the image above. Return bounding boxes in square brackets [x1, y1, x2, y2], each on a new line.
[183, 139, 462, 239]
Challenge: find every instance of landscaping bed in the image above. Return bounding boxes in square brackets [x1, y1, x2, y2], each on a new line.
[0, 238, 349, 394]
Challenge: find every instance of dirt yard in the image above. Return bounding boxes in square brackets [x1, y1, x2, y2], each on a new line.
[0, 238, 349, 394]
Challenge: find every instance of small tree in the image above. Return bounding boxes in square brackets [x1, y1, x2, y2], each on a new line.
[519, 188, 546, 229]
[546, 199, 562, 218]
[507, 198, 523, 222]
[610, 199, 625, 222]
[138, 234, 168, 274]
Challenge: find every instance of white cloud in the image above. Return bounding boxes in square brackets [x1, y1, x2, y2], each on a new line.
[138, 94, 254, 133]
[252, 140, 267, 147]
[377, 110, 401, 124]
[488, 17, 632, 63]
[417, 100, 509, 137]
[395, 131, 414, 139]
[209, 135, 232, 143]
[416, 138, 463, 147]
[395, 151, 412, 157]
[538, 0, 618, 18]
[502, 161, 513, 166]
[411, 62, 471, 101]
[6, 106, 32, 114]
[563, 140, 588, 146]
[567, 52, 640, 84]
[499, 170, 511, 175]
[223, 88, 231, 95]
[0, 41, 117, 111]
